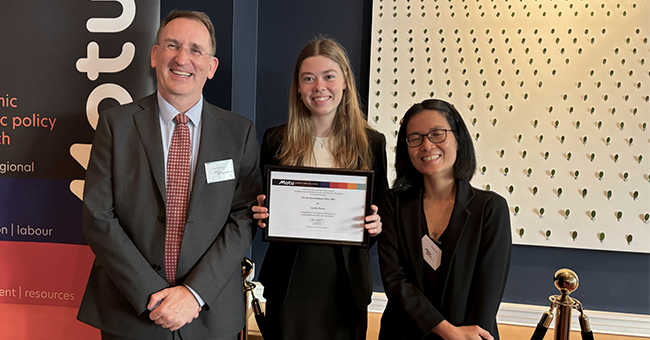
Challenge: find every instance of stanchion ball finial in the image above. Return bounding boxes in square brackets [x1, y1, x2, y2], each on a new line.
[554, 268, 579, 295]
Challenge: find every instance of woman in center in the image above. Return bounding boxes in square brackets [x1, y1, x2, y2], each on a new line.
[253, 37, 388, 339]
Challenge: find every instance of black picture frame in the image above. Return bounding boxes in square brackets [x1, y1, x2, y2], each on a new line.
[263, 165, 374, 248]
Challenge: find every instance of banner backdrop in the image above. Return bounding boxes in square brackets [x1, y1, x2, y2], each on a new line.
[0, 1, 159, 338]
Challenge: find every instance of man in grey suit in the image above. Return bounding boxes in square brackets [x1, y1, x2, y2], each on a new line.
[77, 10, 261, 340]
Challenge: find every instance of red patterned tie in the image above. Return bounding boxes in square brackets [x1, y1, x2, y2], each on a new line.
[165, 113, 191, 285]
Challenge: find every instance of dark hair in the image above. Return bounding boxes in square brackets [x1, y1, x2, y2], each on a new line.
[393, 99, 476, 190]
[156, 10, 217, 55]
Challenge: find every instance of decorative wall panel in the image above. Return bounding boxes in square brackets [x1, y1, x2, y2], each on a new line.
[369, 0, 649, 252]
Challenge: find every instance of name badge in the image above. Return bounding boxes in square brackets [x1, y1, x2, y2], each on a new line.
[422, 235, 442, 270]
[205, 159, 235, 183]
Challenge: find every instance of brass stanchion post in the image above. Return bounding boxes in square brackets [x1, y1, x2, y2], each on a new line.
[551, 269, 579, 340]
[241, 258, 255, 340]
[530, 269, 595, 340]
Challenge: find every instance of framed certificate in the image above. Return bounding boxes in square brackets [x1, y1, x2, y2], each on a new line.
[263, 165, 374, 247]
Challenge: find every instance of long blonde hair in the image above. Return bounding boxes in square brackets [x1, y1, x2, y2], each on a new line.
[276, 37, 371, 170]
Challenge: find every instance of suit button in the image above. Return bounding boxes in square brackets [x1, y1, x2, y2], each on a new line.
[151, 264, 162, 271]
[157, 215, 166, 223]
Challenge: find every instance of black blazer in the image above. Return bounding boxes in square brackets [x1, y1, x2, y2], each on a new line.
[258, 125, 389, 310]
[378, 180, 511, 340]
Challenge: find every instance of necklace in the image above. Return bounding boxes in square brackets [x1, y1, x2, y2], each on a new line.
[423, 193, 455, 241]
[314, 136, 328, 148]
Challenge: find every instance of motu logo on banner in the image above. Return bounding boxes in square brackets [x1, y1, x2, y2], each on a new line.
[70, 0, 136, 200]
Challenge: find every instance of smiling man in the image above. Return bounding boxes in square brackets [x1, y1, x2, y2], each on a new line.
[77, 10, 261, 340]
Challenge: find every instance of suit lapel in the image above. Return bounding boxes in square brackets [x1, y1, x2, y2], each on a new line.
[401, 189, 427, 290]
[186, 100, 224, 218]
[438, 180, 473, 306]
[133, 94, 166, 204]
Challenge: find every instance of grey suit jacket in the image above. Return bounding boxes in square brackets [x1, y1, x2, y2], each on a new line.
[77, 94, 262, 339]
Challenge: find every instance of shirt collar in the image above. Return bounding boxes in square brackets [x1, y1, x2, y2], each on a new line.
[157, 91, 203, 126]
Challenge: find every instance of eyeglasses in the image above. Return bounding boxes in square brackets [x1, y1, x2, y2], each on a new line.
[162, 41, 212, 58]
[406, 129, 454, 147]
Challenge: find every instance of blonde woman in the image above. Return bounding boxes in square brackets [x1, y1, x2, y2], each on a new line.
[252, 37, 388, 340]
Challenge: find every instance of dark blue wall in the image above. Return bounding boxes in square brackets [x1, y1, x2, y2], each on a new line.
[161, 0, 650, 316]
[507, 245, 649, 314]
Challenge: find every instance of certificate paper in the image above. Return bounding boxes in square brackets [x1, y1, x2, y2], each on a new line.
[264, 166, 374, 247]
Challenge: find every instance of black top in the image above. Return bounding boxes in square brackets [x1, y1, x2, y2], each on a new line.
[420, 215, 447, 320]
[420, 201, 452, 340]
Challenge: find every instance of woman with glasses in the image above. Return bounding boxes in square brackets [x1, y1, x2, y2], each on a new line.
[251, 37, 388, 340]
[377, 99, 511, 340]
